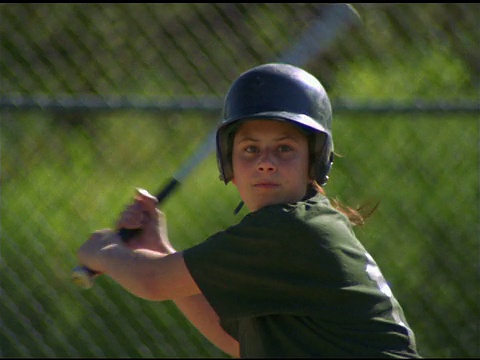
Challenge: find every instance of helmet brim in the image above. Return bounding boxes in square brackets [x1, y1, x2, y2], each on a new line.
[220, 111, 330, 135]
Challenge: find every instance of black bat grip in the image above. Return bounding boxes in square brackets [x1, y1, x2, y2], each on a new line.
[154, 178, 180, 203]
[117, 227, 142, 241]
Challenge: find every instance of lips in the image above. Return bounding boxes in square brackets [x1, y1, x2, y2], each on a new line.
[253, 181, 279, 188]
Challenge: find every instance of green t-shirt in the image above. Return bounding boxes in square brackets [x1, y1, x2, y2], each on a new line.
[183, 193, 420, 358]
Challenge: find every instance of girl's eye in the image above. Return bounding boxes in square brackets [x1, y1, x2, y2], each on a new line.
[243, 144, 293, 154]
[278, 145, 293, 152]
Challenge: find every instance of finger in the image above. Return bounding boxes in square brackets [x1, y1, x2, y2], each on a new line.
[89, 228, 114, 241]
[135, 188, 159, 214]
[116, 203, 143, 229]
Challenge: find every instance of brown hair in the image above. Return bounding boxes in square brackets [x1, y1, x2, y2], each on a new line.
[311, 181, 378, 226]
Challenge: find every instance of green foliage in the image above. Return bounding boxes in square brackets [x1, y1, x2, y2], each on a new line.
[331, 45, 476, 101]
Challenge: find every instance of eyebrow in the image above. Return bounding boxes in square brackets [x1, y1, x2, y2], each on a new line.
[235, 134, 303, 143]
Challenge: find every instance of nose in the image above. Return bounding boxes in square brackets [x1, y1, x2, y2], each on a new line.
[256, 150, 276, 173]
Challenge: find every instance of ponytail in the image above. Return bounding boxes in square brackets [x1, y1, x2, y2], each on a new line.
[311, 181, 378, 226]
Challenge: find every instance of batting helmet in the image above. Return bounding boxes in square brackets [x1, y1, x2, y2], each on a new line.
[216, 63, 334, 186]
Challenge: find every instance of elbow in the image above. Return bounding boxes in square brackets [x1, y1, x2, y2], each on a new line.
[124, 251, 194, 301]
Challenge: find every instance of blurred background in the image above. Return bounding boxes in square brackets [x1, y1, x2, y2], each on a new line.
[1, 3, 479, 357]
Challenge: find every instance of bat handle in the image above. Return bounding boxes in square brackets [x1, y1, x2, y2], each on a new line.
[71, 265, 98, 289]
[117, 227, 142, 241]
[71, 226, 141, 289]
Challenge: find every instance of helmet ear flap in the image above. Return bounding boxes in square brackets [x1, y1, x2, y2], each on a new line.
[308, 132, 334, 186]
[317, 152, 334, 186]
[217, 121, 241, 183]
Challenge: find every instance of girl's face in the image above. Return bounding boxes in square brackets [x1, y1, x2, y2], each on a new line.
[231, 119, 311, 212]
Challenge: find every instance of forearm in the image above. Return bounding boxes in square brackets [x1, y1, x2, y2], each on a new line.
[99, 244, 172, 300]
[174, 294, 239, 358]
[77, 232, 200, 301]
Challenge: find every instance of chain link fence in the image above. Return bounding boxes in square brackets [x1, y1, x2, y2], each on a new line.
[1, 3, 479, 358]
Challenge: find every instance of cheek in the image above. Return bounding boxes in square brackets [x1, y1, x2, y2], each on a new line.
[231, 155, 247, 177]
[292, 157, 311, 182]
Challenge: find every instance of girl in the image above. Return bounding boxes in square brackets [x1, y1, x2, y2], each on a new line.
[77, 63, 421, 358]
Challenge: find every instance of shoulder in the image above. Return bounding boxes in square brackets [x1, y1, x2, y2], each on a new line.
[250, 193, 354, 236]
[184, 193, 356, 260]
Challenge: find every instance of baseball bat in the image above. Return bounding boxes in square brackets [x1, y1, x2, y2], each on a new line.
[71, 4, 361, 289]
[71, 131, 216, 289]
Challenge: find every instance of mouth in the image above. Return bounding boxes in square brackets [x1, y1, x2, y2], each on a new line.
[253, 181, 279, 189]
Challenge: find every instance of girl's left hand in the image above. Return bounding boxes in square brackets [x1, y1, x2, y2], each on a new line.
[116, 188, 175, 254]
